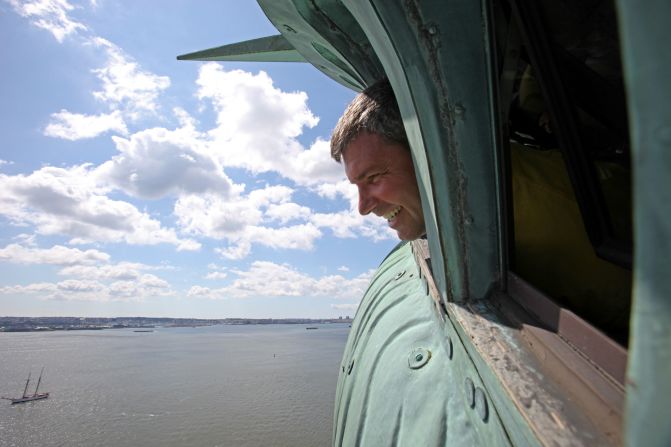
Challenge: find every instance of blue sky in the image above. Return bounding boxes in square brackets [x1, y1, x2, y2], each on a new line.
[0, 0, 397, 318]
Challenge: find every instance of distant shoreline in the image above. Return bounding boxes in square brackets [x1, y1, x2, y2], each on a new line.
[0, 316, 353, 333]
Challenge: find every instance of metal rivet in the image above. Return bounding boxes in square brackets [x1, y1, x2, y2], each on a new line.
[395, 270, 406, 280]
[347, 359, 355, 375]
[465, 378, 475, 408]
[474, 387, 489, 422]
[428, 26, 437, 35]
[408, 348, 431, 369]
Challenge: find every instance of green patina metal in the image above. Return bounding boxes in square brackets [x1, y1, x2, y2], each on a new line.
[177, 35, 305, 63]
[334, 242, 510, 446]
[344, 0, 501, 303]
[616, 1, 671, 445]
[179, 0, 671, 445]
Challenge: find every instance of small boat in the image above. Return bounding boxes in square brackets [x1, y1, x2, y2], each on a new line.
[306, 327, 318, 330]
[2, 368, 49, 404]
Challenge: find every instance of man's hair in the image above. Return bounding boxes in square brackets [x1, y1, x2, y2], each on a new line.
[330, 79, 410, 162]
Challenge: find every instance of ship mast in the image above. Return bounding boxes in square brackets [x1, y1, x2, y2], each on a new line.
[22, 372, 31, 398]
[34, 368, 44, 396]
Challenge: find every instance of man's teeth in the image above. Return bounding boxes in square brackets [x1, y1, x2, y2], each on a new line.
[384, 206, 402, 221]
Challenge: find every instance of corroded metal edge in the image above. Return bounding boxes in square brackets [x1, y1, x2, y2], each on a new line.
[411, 240, 622, 446]
[410, 238, 444, 321]
[452, 298, 623, 446]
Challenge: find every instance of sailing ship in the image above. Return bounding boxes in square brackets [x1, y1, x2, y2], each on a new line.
[2, 368, 49, 404]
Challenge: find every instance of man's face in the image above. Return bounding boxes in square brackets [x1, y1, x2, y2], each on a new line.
[342, 132, 425, 240]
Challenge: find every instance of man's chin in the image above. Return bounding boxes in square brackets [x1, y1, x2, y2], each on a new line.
[395, 226, 426, 241]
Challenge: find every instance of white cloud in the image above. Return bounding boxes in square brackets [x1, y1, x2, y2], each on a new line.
[265, 202, 312, 224]
[57, 278, 104, 293]
[0, 282, 57, 294]
[186, 285, 212, 299]
[0, 275, 173, 301]
[176, 239, 202, 252]
[58, 261, 158, 281]
[107, 274, 171, 298]
[196, 64, 343, 186]
[3, 1, 394, 314]
[187, 262, 373, 301]
[0, 259, 173, 302]
[248, 185, 294, 206]
[315, 180, 357, 201]
[285, 139, 344, 186]
[0, 165, 199, 250]
[0, 20, 386, 262]
[312, 180, 395, 240]
[12, 233, 37, 246]
[8, 0, 87, 42]
[205, 264, 227, 277]
[0, 280, 105, 302]
[198, 63, 317, 146]
[245, 224, 321, 250]
[0, 240, 177, 300]
[215, 242, 251, 261]
[212, 224, 322, 260]
[95, 120, 239, 200]
[337, 265, 349, 272]
[205, 271, 228, 280]
[10, 2, 171, 137]
[175, 184, 321, 258]
[90, 37, 170, 117]
[175, 193, 263, 238]
[311, 209, 393, 240]
[0, 243, 110, 265]
[44, 109, 128, 140]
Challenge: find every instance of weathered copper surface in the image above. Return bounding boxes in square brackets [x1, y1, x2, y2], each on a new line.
[334, 242, 509, 446]
[179, 0, 671, 445]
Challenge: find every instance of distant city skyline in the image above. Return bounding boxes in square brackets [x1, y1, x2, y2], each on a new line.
[0, 315, 354, 332]
[0, 1, 397, 318]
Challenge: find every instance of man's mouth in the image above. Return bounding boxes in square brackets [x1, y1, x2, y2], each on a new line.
[383, 206, 402, 222]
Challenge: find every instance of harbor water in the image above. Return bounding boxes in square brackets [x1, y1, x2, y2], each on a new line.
[0, 324, 349, 447]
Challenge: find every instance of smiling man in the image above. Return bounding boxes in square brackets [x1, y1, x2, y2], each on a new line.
[331, 78, 631, 338]
[330, 79, 425, 241]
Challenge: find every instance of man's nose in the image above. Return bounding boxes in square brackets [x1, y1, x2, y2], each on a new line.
[358, 186, 376, 215]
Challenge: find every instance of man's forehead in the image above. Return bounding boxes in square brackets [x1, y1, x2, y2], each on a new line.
[342, 138, 389, 182]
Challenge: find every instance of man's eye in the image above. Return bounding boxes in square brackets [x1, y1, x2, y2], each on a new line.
[368, 173, 382, 183]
